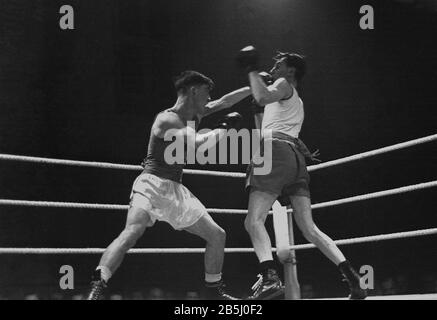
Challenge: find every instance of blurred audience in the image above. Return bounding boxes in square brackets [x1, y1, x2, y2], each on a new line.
[185, 291, 201, 300]
[301, 284, 315, 299]
[381, 277, 397, 295]
[147, 287, 165, 300]
[130, 290, 145, 300]
[109, 294, 123, 300]
[50, 292, 64, 300]
[4, 273, 437, 299]
[421, 273, 437, 293]
[395, 274, 409, 294]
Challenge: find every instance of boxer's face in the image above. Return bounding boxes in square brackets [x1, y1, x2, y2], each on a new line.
[191, 84, 211, 115]
[270, 57, 291, 81]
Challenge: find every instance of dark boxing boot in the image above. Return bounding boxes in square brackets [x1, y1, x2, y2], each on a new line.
[86, 269, 107, 300]
[338, 261, 367, 300]
[248, 269, 284, 300]
[204, 280, 240, 300]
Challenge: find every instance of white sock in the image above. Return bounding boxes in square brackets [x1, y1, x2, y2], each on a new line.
[205, 272, 222, 284]
[96, 266, 112, 283]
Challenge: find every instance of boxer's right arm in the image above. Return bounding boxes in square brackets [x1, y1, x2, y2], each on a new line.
[237, 45, 292, 105]
[189, 112, 242, 149]
[249, 75, 292, 106]
[203, 86, 251, 117]
[171, 126, 226, 154]
[156, 114, 226, 152]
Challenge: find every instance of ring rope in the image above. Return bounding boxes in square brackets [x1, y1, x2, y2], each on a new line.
[288, 227, 437, 250]
[1, 180, 435, 214]
[316, 293, 437, 300]
[308, 133, 437, 172]
[0, 200, 128, 210]
[287, 180, 437, 213]
[0, 133, 435, 178]
[0, 154, 142, 171]
[0, 248, 259, 254]
[1, 227, 436, 254]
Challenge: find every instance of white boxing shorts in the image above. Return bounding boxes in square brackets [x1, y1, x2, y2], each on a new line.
[129, 172, 206, 230]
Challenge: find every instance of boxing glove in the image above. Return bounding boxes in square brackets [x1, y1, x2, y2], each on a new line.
[236, 46, 259, 73]
[215, 112, 243, 130]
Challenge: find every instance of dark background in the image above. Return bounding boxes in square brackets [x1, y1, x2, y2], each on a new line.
[0, 0, 436, 299]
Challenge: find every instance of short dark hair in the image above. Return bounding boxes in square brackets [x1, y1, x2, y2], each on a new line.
[173, 70, 214, 93]
[274, 52, 306, 81]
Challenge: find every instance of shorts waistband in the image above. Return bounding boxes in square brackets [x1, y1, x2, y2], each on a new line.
[265, 131, 299, 145]
[266, 131, 319, 162]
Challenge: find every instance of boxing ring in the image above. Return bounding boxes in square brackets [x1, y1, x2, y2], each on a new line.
[1, 133, 436, 300]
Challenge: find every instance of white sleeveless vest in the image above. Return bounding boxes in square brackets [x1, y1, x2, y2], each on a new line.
[261, 85, 304, 138]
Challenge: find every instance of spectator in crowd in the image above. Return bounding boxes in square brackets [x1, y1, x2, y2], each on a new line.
[421, 273, 437, 293]
[50, 292, 64, 300]
[381, 277, 397, 295]
[301, 284, 315, 299]
[165, 291, 176, 300]
[147, 287, 165, 300]
[130, 290, 145, 300]
[395, 274, 409, 294]
[185, 291, 200, 300]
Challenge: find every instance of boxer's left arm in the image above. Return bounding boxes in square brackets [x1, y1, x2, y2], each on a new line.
[202, 86, 251, 117]
[249, 75, 292, 106]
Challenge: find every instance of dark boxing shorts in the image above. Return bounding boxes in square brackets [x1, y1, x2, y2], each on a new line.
[246, 132, 311, 206]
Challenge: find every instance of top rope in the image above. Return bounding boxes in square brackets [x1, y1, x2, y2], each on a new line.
[308, 133, 437, 172]
[0, 133, 435, 178]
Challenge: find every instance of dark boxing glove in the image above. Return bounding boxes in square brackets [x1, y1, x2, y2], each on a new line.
[215, 112, 243, 130]
[236, 46, 259, 73]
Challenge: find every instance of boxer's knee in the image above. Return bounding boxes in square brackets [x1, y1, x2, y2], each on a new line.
[118, 223, 145, 250]
[297, 218, 321, 243]
[244, 216, 252, 233]
[209, 226, 226, 247]
[301, 225, 319, 243]
[244, 214, 264, 234]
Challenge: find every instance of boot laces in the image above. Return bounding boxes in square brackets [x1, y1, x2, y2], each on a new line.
[88, 280, 106, 300]
[251, 274, 263, 291]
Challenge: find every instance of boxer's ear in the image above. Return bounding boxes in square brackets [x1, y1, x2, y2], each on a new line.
[287, 66, 296, 78]
[190, 86, 197, 96]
